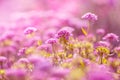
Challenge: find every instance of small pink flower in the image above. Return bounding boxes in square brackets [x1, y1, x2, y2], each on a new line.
[38, 44, 52, 53]
[56, 27, 73, 40]
[86, 64, 114, 80]
[103, 33, 119, 42]
[18, 58, 29, 64]
[45, 38, 57, 44]
[97, 41, 110, 47]
[24, 27, 37, 35]
[96, 28, 105, 35]
[82, 12, 98, 21]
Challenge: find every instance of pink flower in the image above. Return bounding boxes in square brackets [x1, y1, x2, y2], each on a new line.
[24, 27, 37, 35]
[96, 28, 105, 35]
[37, 44, 52, 53]
[56, 27, 73, 40]
[103, 33, 119, 42]
[97, 41, 110, 47]
[86, 64, 114, 80]
[18, 58, 29, 64]
[82, 12, 98, 22]
[45, 38, 57, 44]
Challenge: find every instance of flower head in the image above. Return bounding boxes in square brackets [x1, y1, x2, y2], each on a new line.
[86, 64, 114, 80]
[103, 33, 119, 42]
[97, 41, 110, 47]
[56, 27, 73, 40]
[96, 28, 105, 35]
[82, 12, 98, 22]
[24, 27, 37, 35]
[45, 38, 57, 44]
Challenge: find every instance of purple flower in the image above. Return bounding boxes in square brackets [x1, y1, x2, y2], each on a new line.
[56, 27, 73, 40]
[82, 12, 98, 21]
[103, 33, 119, 42]
[18, 58, 29, 64]
[45, 38, 57, 44]
[38, 44, 52, 53]
[96, 28, 105, 35]
[24, 27, 37, 35]
[86, 64, 114, 80]
[97, 41, 110, 47]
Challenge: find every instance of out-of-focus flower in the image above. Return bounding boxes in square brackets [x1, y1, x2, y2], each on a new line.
[103, 33, 119, 42]
[18, 58, 29, 64]
[86, 64, 114, 80]
[81, 12, 98, 22]
[97, 41, 110, 47]
[51, 68, 69, 78]
[45, 38, 57, 44]
[24, 27, 37, 35]
[38, 44, 52, 53]
[56, 27, 73, 40]
[96, 28, 105, 35]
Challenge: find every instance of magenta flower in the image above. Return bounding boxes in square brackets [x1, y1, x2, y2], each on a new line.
[103, 33, 119, 42]
[86, 64, 114, 80]
[18, 58, 29, 64]
[56, 27, 73, 40]
[96, 28, 105, 35]
[51, 68, 69, 78]
[97, 41, 110, 47]
[45, 38, 57, 44]
[38, 44, 52, 53]
[81, 12, 98, 21]
[24, 27, 37, 35]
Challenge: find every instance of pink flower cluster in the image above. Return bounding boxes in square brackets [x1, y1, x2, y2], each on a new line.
[0, 10, 120, 80]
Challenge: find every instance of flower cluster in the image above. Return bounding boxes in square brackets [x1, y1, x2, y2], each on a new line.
[0, 11, 120, 80]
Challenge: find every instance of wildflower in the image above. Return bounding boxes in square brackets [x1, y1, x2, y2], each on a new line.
[86, 64, 114, 80]
[96, 28, 105, 35]
[56, 27, 73, 40]
[38, 44, 52, 53]
[24, 27, 37, 35]
[81, 12, 98, 22]
[18, 58, 29, 64]
[103, 33, 119, 42]
[45, 38, 57, 44]
[97, 41, 110, 47]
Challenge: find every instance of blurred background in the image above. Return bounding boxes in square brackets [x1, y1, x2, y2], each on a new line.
[0, 0, 120, 35]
